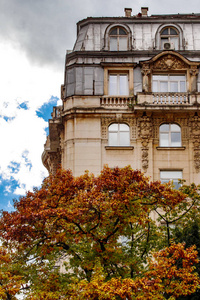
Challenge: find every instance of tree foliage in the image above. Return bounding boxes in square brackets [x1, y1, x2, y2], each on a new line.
[0, 166, 200, 299]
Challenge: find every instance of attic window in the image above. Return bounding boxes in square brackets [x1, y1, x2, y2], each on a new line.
[109, 27, 128, 51]
[160, 27, 179, 50]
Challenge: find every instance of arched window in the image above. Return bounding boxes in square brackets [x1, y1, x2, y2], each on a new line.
[108, 123, 130, 146]
[160, 27, 179, 50]
[159, 123, 181, 147]
[109, 27, 128, 51]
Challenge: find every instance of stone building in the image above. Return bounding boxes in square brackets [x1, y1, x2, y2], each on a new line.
[42, 7, 200, 187]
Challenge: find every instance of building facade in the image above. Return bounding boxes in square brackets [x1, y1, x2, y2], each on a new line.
[42, 7, 200, 186]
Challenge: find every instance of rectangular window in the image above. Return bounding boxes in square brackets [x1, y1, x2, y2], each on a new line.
[109, 74, 129, 95]
[160, 170, 182, 189]
[152, 75, 186, 93]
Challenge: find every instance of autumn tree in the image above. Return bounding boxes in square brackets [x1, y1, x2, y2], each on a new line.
[0, 166, 200, 299]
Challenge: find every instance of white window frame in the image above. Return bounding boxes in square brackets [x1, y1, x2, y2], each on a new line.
[160, 26, 179, 50]
[159, 123, 181, 147]
[152, 75, 186, 93]
[109, 27, 128, 51]
[160, 170, 182, 189]
[108, 73, 129, 96]
[108, 123, 130, 146]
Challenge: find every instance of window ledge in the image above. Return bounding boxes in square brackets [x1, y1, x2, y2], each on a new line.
[105, 146, 134, 150]
[156, 146, 186, 150]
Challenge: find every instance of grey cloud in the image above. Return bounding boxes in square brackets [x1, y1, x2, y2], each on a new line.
[0, 0, 91, 69]
[0, 0, 200, 69]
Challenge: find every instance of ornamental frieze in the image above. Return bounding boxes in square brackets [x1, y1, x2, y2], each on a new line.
[189, 115, 200, 173]
[138, 115, 153, 172]
[153, 54, 188, 70]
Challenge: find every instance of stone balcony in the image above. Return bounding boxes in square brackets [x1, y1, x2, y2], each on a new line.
[137, 92, 200, 106]
[100, 96, 135, 108]
[61, 94, 200, 113]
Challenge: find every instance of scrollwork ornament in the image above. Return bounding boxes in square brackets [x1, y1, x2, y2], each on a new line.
[189, 115, 200, 172]
[138, 115, 152, 173]
[194, 150, 200, 173]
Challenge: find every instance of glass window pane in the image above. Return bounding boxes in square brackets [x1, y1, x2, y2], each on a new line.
[110, 28, 117, 35]
[170, 81, 178, 92]
[171, 132, 181, 146]
[160, 171, 182, 179]
[120, 132, 130, 146]
[170, 28, 178, 35]
[109, 123, 118, 131]
[161, 28, 169, 35]
[110, 37, 117, 51]
[172, 180, 181, 190]
[119, 37, 127, 51]
[109, 75, 117, 95]
[153, 75, 168, 81]
[160, 124, 169, 132]
[160, 81, 168, 92]
[171, 124, 180, 131]
[180, 81, 186, 92]
[161, 179, 169, 184]
[160, 133, 169, 146]
[119, 123, 129, 131]
[119, 28, 126, 35]
[109, 132, 118, 146]
[119, 74, 128, 95]
[152, 81, 158, 92]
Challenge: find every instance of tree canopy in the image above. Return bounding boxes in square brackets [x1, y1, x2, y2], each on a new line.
[0, 166, 200, 299]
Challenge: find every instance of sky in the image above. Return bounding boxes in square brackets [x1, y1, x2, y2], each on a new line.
[1, 0, 200, 211]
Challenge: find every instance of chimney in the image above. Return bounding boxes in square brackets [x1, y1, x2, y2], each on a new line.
[141, 7, 148, 17]
[124, 8, 132, 17]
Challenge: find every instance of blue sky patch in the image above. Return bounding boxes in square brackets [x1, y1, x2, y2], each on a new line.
[36, 96, 59, 122]
[22, 151, 32, 171]
[8, 161, 21, 174]
[0, 177, 21, 212]
[36, 96, 59, 135]
[17, 101, 29, 110]
[2, 116, 15, 122]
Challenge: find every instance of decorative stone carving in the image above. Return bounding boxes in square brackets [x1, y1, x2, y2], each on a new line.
[153, 54, 188, 70]
[189, 115, 200, 172]
[189, 66, 199, 92]
[101, 117, 114, 138]
[138, 115, 152, 172]
[141, 65, 151, 92]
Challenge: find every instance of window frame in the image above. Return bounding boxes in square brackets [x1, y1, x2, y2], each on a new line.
[109, 27, 128, 51]
[159, 123, 182, 147]
[152, 74, 186, 93]
[160, 26, 179, 50]
[160, 170, 182, 189]
[108, 73, 129, 96]
[108, 123, 130, 147]
[103, 67, 133, 96]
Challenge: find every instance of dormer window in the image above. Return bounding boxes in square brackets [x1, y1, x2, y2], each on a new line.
[109, 27, 128, 51]
[160, 27, 179, 50]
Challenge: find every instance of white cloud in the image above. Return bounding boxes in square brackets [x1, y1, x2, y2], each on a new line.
[0, 41, 63, 195]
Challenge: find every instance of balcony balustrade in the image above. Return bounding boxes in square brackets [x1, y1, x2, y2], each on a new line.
[152, 93, 189, 105]
[100, 96, 135, 108]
